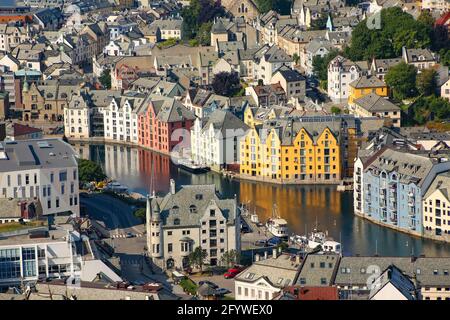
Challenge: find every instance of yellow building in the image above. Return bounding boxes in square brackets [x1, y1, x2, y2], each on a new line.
[240, 115, 343, 183]
[423, 172, 450, 243]
[348, 75, 388, 106]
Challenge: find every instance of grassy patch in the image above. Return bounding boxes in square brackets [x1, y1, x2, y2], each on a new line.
[221, 295, 235, 300]
[180, 278, 198, 295]
[0, 220, 46, 233]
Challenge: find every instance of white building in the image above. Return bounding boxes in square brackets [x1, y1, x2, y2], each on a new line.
[369, 265, 417, 300]
[0, 139, 80, 217]
[254, 45, 294, 85]
[0, 223, 122, 287]
[64, 93, 91, 140]
[234, 250, 301, 300]
[327, 55, 366, 103]
[190, 109, 249, 170]
[146, 181, 240, 270]
[102, 92, 147, 144]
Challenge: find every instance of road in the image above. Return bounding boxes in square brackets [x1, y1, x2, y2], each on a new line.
[81, 193, 144, 237]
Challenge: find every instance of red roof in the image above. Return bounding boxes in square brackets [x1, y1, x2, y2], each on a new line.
[284, 286, 339, 300]
[13, 123, 42, 137]
[435, 12, 450, 26]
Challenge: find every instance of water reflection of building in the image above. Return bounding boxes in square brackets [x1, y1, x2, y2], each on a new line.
[104, 144, 139, 180]
[138, 148, 171, 193]
[238, 183, 342, 232]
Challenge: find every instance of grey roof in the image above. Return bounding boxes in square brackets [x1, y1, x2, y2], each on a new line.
[350, 75, 386, 88]
[262, 45, 292, 63]
[211, 19, 227, 34]
[200, 109, 249, 138]
[364, 148, 441, 187]
[404, 48, 435, 63]
[296, 253, 340, 286]
[235, 253, 301, 288]
[423, 171, 450, 200]
[369, 265, 416, 300]
[149, 184, 237, 228]
[274, 68, 306, 83]
[335, 256, 450, 288]
[0, 139, 78, 172]
[354, 93, 400, 113]
[152, 97, 196, 123]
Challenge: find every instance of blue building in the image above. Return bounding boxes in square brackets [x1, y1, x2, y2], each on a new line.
[354, 148, 450, 236]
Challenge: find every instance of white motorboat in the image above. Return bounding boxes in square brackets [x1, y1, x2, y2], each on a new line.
[266, 218, 289, 238]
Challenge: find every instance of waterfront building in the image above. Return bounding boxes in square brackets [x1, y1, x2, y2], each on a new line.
[234, 250, 302, 300]
[347, 75, 389, 107]
[353, 148, 450, 237]
[191, 109, 249, 171]
[64, 93, 91, 140]
[137, 95, 196, 155]
[102, 91, 147, 144]
[183, 88, 229, 119]
[239, 114, 360, 183]
[335, 256, 450, 300]
[0, 139, 80, 217]
[146, 181, 240, 270]
[327, 55, 368, 103]
[422, 172, 450, 242]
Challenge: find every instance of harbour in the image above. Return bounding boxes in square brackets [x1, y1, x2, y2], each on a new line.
[72, 142, 450, 257]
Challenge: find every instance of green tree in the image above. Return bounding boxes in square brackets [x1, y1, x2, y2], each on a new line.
[99, 69, 111, 89]
[220, 249, 239, 268]
[181, 0, 225, 40]
[411, 95, 450, 125]
[345, 7, 431, 60]
[292, 53, 300, 65]
[309, 12, 328, 31]
[312, 50, 340, 81]
[417, 10, 435, 28]
[331, 106, 342, 115]
[255, 0, 292, 14]
[439, 48, 450, 67]
[188, 247, 208, 272]
[416, 68, 437, 96]
[385, 62, 417, 101]
[77, 159, 107, 184]
[196, 22, 212, 46]
[211, 71, 241, 96]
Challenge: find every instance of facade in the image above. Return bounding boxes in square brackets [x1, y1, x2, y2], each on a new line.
[352, 93, 401, 127]
[402, 47, 436, 71]
[0, 24, 31, 52]
[348, 75, 388, 106]
[137, 96, 196, 154]
[64, 93, 91, 140]
[103, 92, 147, 144]
[354, 148, 450, 237]
[0, 139, 80, 217]
[246, 83, 287, 107]
[441, 78, 450, 101]
[146, 182, 240, 270]
[235, 250, 302, 300]
[253, 45, 293, 85]
[422, 172, 450, 241]
[221, 0, 260, 22]
[271, 68, 306, 101]
[191, 109, 249, 171]
[328, 55, 367, 103]
[239, 114, 355, 183]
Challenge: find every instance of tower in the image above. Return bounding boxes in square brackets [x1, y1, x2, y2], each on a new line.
[149, 197, 163, 260]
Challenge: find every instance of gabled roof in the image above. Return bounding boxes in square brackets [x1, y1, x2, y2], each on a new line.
[349, 75, 386, 89]
[354, 93, 399, 113]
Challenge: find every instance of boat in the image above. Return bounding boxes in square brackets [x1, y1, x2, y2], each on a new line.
[176, 158, 210, 174]
[265, 204, 289, 239]
[303, 228, 342, 254]
[105, 181, 129, 193]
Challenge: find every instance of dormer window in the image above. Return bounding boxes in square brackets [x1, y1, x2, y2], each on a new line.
[189, 205, 197, 213]
[171, 205, 179, 214]
[195, 194, 203, 200]
[174, 218, 180, 225]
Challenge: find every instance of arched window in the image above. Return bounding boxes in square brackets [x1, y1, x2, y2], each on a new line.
[241, 3, 245, 13]
[189, 205, 197, 213]
[171, 205, 179, 214]
[174, 218, 180, 225]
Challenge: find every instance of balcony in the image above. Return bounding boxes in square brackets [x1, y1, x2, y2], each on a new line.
[408, 200, 415, 207]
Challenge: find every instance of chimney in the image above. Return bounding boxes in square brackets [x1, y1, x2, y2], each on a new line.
[170, 179, 175, 194]
[255, 254, 260, 262]
[295, 255, 301, 264]
[264, 251, 268, 260]
[272, 248, 277, 259]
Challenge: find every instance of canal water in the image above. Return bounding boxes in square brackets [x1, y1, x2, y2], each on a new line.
[74, 143, 450, 257]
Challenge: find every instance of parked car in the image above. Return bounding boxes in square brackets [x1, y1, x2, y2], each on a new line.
[215, 288, 231, 296]
[125, 232, 134, 238]
[254, 239, 267, 247]
[267, 236, 283, 246]
[198, 280, 218, 289]
[224, 266, 245, 279]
